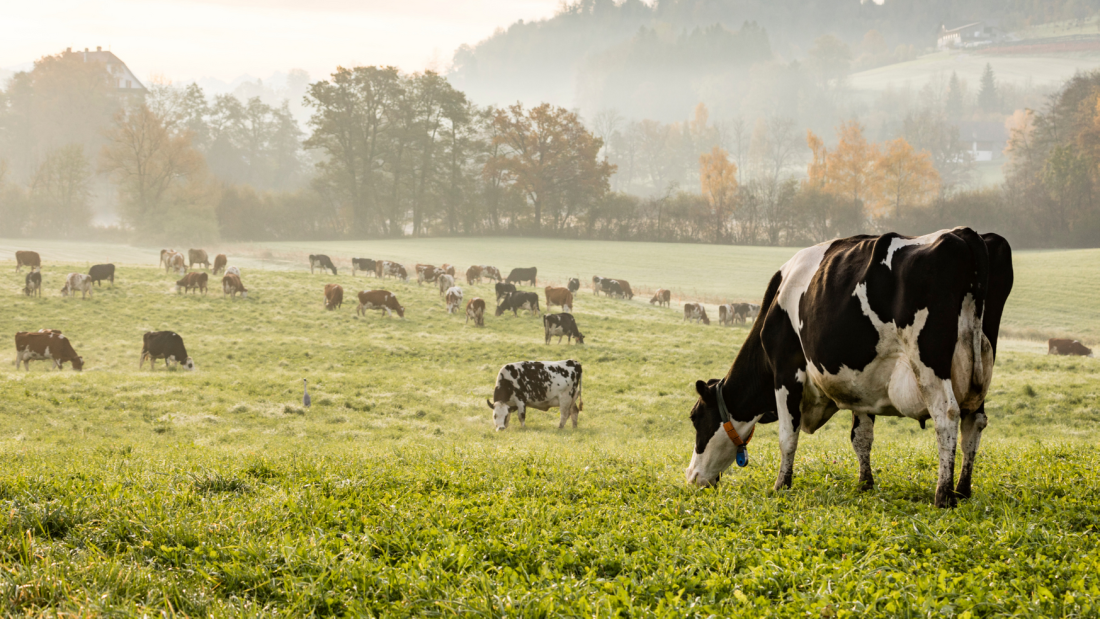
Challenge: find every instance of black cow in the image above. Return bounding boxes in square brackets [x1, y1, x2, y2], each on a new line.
[600, 279, 625, 298]
[309, 254, 338, 275]
[495, 282, 517, 303]
[139, 331, 195, 370]
[567, 278, 580, 293]
[496, 291, 540, 316]
[352, 258, 376, 276]
[88, 264, 115, 286]
[544, 313, 585, 344]
[23, 270, 41, 297]
[685, 229, 1013, 508]
[506, 267, 537, 286]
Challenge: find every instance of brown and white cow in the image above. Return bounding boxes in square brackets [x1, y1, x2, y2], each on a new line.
[213, 254, 228, 275]
[684, 303, 709, 325]
[61, 273, 93, 299]
[545, 286, 574, 313]
[13, 329, 83, 370]
[324, 283, 343, 310]
[166, 252, 186, 275]
[445, 286, 464, 314]
[1048, 338, 1093, 357]
[176, 272, 208, 294]
[356, 290, 404, 318]
[481, 265, 503, 282]
[718, 304, 735, 326]
[466, 265, 483, 285]
[222, 273, 248, 298]
[15, 251, 41, 273]
[188, 249, 210, 270]
[650, 289, 671, 307]
[466, 298, 486, 327]
[439, 274, 455, 297]
[417, 265, 442, 285]
[441, 264, 456, 277]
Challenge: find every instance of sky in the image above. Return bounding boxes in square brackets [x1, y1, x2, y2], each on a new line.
[1, 0, 560, 84]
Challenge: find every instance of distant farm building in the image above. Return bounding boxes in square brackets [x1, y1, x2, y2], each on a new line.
[62, 46, 147, 94]
[938, 21, 1004, 50]
[957, 121, 1008, 162]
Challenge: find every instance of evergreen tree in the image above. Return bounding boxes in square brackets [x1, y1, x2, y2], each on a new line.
[978, 63, 998, 112]
[946, 72, 964, 119]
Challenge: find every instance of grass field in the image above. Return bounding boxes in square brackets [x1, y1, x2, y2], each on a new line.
[1, 239, 1099, 615]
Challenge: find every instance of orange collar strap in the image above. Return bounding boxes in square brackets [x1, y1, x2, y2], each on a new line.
[722, 421, 754, 447]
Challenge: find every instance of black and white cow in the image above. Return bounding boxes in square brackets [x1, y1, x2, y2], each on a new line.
[495, 282, 517, 303]
[544, 313, 585, 344]
[352, 258, 376, 276]
[309, 254, 338, 276]
[140, 331, 195, 370]
[496, 291, 540, 316]
[685, 229, 1013, 508]
[486, 360, 583, 430]
[567, 278, 581, 293]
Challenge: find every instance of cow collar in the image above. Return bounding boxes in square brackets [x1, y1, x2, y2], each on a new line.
[715, 379, 754, 448]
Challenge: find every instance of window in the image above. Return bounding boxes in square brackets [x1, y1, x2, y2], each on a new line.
[126, 80, 132, 89]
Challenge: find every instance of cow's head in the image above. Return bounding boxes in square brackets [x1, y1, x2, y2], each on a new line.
[395, 304, 405, 318]
[495, 303, 507, 317]
[701, 312, 711, 326]
[70, 356, 84, 371]
[685, 379, 756, 488]
[486, 400, 514, 430]
[183, 356, 195, 371]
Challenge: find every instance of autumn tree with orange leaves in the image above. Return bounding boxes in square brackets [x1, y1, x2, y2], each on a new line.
[875, 138, 939, 218]
[699, 146, 738, 243]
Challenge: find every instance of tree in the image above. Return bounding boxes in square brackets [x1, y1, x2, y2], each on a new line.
[874, 137, 940, 219]
[807, 35, 852, 89]
[978, 63, 998, 113]
[28, 143, 93, 236]
[828, 120, 878, 216]
[699, 146, 738, 244]
[946, 72, 964, 118]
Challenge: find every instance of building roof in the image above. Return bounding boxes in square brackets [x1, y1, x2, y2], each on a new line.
[62, 46, 147, 94]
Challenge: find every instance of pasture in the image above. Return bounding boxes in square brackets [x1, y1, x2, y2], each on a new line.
[1, 239, 1099, 616]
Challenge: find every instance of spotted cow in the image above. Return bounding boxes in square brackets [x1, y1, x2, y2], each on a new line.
[445, 286, 463, 314]
[466, 298, 486, 327]
[544, 313, 585, 345]
[486, 360, 583, 430]
[683, 303, 709, 325]
[357, 290, 404, 318]
[650, 289, 671, 308]
[13, 329, 83, 370]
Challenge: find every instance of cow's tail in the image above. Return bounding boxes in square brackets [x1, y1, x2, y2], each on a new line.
[957, 227, 991, 394]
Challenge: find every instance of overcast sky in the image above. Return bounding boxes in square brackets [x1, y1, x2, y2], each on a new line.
[2, 0, 560, 83]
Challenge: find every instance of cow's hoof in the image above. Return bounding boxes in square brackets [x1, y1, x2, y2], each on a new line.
[934, 489, 958, 508]
[954, 484, 972, 500]
[857, 477, 875, 492]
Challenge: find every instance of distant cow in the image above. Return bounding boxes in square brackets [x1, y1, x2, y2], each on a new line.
[15, 251, 40, 273]
[23, 270, 41, 297]
[545, 286, 573, 312]
[481, 266, 503, 282]
[88, 264, 115, 286]
[418, 265, 443, 285]
[166, 252, 186, 275]
[684, 303, 709, 325]
[567, 278, 580, 293]
[615, 279, 634, 300]
[592, 276, 606, 295]
[650, 289, 671, 307]
[600, 279, 625, 298]
[13, 329, 83, 371]
[352, 258, 376, 276]
[61, 273, 93, 299]
[496, 291, 540, 316]
[445, 286, 463, 314]
[439, 274, 456, 297]
[159, 249, 172, 268]
[495, 282, 516, 303]
[309, 254, 338, 275]
[381, 261, 407, 281]
[441, 264, 456, 277]
[324, 283, 343, 310]
[224, 266, 241, 278]
[188, 249, 210, 270]
[544, 313, 585, 345]
[176, 272, 208, 294]
[506, 267, 537, 286]
[140, 331, 194, 370]
[466, 298, 486, 327]
[718, 304, 735, 326]
[222, 273, 248, 298]
[487, 360, 583, 430]
[1048, 338, 1093, 357]
[466, 265, 482, 285]
[356, 290, 404, 318]
[213, 254, 227, 275]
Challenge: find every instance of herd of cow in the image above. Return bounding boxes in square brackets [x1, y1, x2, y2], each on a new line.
[8, 229, 1098, 508]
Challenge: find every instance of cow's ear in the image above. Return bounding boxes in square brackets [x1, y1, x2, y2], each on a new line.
[695, 380, 709, 401]
[486, 399, 495, 410]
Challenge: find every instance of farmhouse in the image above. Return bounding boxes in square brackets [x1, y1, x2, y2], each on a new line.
[62, 46, 147, 94]
[937, 21, 1004, 50]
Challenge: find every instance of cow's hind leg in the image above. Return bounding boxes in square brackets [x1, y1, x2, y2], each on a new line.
[851, 413, 875, 490]
[955, 405, 988, 499]
[557, 397, 572, 429]
[918, 375, 962, 508]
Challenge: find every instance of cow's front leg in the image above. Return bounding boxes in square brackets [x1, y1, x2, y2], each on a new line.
[516, 402, 527, 428]
[774, 382, 803, 491]
[851, 413, 875, 490]
[557, 397, 572, 429]
[955, 405, 988, 499]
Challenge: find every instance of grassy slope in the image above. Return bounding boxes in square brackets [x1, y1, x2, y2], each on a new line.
[0, 246, 1099, 615]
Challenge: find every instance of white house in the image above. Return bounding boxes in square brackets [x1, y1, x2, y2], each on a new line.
[63, 46, 147, 94]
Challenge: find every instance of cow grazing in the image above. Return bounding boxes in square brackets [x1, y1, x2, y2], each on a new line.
[356, 290, 404, 318]
[222, 273, 248, 299]
[159, 249, 172, 267]
[592, 276, 605, 295]
[166, 252, 186, 275]
[487, 360, 583, 430]
[545, 286, 573, 312]
[309, 254, 338, 275]
[599, 279, 625, 298]
[445, 286, 463, 314]
[441, 264, 456, 276]
[684, 303, 709, 325]
[381, 261, 408, 281]
[438, 274, 455, 297]
[506, 267, 537, 286]
[466, 298, 486, 327]
[13, 329, 83, 371]
[88, 264, 115, 286]
[481, 266, 503, 282]
[224, 266, 241, 278]
[495, 282, 517, 303]
[466, 265, 482, 285]
[684, 229, 1013, 509]
[15, 251, 41, 273]
[496, 291, 540, 316]
[352, 258, 376, 276]
[324, 283, 343, 310]
[23, 270, 41, 297]
[650, 289, 671, 308]
[544, 313, 585, 345]
[188, 249, 210, 270]
[213, 254, 227, 275]
[418, 265, 442, 285]
[718, 304, 735, 326]
[176, 272, 208, 294]
[567, 278, 580, 293]
[61, 273, 93, 299]
[139, 331, 194, 370]
[615, 279, 635, 300]
[1048, 338, 1093, 357]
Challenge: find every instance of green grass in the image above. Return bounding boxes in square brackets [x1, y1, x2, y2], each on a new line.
[0, 242, 1099, 616]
